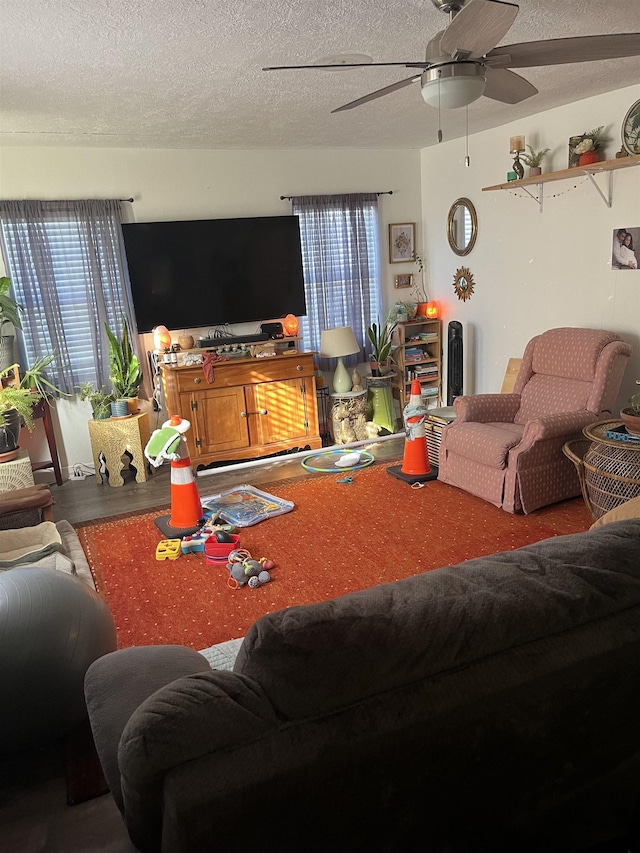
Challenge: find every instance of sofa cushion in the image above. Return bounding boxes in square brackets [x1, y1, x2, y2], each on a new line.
[444, 421, 524, 468]
[234, 520, 640, 720]
[0, 521, 62, 568]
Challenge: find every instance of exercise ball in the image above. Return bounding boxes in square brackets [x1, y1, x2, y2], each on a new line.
[0, 566, 117, 752]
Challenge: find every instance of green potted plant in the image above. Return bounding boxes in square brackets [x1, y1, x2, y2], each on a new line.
[20, 353, 68, 400]
[367, 319, 397, 377]
[77, 381, 114, 420]
[620, 390, 640, 436]
[105, 317, 143, 415]
[0, 276, 24, 372]
[0, 364, 42, 460]
[520, 144, 551, 177]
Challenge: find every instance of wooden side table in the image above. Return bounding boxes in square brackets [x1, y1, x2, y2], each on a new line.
[563, 420, 640, 518]
[88, 412, 152, 488]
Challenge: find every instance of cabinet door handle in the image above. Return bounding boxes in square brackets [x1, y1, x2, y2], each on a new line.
[296, 364, 303, 371]
[193, 377, 201, 384]
[241, 409, 268, 417]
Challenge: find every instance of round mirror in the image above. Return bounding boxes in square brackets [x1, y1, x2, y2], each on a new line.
[447, 197, 478, 256]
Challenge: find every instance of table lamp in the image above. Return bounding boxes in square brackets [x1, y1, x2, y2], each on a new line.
[320, 326, 360, 394]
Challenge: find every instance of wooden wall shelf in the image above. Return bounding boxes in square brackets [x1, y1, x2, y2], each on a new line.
[482, 155, 640, 212]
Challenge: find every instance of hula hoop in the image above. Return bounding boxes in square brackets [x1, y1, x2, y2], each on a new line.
[301, 449, 375, 473]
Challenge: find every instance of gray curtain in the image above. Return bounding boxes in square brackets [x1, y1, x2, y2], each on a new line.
[0, 199, 138, 394]
[292, 193, 381, 371]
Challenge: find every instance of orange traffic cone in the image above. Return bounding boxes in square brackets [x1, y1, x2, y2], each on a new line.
[152, 416, 203, 537]
[168, 454, 203, 530]
[388, 379, 438, 484]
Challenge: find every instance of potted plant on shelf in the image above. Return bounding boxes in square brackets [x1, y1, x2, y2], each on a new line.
[0, 364, 42, 461]
[620, 390, 640, 436]
[367, 319, 397, 377]
[520, 144, 551, 177]
[105, 317, 143, 416]
[412, 253, 429, 318]
[77, 382, 113, 420]
[0, 276, 24, 372]
[571, 126, 608, 166]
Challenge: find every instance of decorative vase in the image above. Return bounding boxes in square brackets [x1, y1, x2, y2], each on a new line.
[578, 150, 599, 166]
[178, 334, 194, 350]
[126, 396, 139, 415]
[416, 302, 429, 318]
[528, 166, 542, 177]
[110, 399, 130, 418]
[620, 408, 640, 436]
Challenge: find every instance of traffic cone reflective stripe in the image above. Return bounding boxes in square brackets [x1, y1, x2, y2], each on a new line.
[169, 455, 202, 529]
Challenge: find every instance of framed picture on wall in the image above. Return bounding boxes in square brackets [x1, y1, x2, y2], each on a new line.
[389, 223, 416, 263]
[395, 273, 413, 289]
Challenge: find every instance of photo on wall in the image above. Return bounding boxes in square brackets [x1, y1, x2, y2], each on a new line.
[612, 227, 639, 270]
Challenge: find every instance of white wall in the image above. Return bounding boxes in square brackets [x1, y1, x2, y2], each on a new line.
[0, 147, 422, 475]
[420, 84, 640, 411]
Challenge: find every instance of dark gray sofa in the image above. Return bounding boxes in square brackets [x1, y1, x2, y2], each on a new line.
[84, 519, 640, 853]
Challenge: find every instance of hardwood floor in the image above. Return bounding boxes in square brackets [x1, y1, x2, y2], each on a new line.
[51, 435, 405, 525]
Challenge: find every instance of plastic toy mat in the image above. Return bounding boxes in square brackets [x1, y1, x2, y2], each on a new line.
[201, 484, 294, 527]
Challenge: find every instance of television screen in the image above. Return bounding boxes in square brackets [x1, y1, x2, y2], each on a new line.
[121, 215, 306, 333]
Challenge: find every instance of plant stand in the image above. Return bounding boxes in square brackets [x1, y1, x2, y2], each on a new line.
[88, 411, 152, 487]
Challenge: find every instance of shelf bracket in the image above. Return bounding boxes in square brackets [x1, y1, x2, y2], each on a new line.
[518, 183, 544, 213]
[583, 169, 612, 208]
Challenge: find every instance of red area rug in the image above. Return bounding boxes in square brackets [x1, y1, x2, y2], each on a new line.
[76, 464, 593, 650]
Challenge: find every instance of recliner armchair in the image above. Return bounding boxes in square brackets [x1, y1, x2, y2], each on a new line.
[438, 327, 632, 513]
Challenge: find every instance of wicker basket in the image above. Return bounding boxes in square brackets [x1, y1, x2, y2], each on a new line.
[563, 420, 640, 519]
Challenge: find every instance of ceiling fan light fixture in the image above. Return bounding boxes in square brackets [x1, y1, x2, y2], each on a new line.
[421, 62, 486, 109]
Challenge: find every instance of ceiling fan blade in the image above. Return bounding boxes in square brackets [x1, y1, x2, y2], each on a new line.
[263, 61, 428, 72]
[440, 0, 519, 60]
[487, 33, 640, 68]
[332, 75, 420, 113]
[483, 66, 537, 103]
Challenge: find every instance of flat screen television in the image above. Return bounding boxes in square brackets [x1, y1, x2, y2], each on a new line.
[121, 215, 306, 333]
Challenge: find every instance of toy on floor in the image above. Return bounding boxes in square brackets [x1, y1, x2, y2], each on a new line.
[181, 518, 238, 555]
[155, 539, 182, 561]
[201, 485, 294, 527]
[226, 551, 275, 589]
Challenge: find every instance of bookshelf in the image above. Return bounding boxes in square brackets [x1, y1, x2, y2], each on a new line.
[392, 319, 441, 406]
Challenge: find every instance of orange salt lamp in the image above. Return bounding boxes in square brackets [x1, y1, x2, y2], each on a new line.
[283, 314, 299, 336]
[426, 301, 439, 319]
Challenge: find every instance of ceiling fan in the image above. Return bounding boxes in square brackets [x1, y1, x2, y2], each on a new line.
[263, 0, 640, 113]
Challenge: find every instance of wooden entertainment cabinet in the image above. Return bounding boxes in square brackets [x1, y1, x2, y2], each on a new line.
[160, 352, 321, 467]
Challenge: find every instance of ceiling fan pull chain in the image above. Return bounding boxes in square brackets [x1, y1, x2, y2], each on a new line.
[465, 105, 470, 167]
[437, 71, 443, 143]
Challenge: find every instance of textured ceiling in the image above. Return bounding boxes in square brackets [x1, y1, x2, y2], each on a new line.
[1, 0, 639, 149]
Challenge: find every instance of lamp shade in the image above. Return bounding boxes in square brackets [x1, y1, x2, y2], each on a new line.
[153, 325, 172, 350]
[320, 326, 360, 359]
[421, 62, 486, 109]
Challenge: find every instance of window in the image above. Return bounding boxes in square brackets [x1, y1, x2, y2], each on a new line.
[292, 193, 381, 370]
[0, 199, 136, 394]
